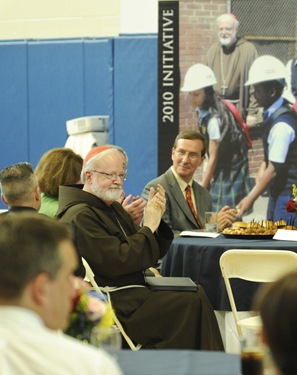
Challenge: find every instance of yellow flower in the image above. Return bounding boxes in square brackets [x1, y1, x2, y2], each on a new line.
[292, 184, 297, 200]
[65, 289, 114, 341]
[98, 302, 114, 328]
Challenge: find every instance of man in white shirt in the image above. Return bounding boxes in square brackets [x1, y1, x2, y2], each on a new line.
[0, 213, 122, 375]
[237, 55, 297, 222]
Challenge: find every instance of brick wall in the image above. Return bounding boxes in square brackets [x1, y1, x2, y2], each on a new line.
[179, 0, 263, 178]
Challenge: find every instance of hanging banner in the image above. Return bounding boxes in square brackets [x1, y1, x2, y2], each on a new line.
[158, 0, 179, 175]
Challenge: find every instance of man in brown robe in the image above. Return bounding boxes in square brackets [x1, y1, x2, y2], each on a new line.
[205, 13, 258, 126]
[58, 145, 224, 350]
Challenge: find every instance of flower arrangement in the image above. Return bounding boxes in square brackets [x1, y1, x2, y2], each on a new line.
[286, 184, 297, 213]
[65, 279, 114, 342]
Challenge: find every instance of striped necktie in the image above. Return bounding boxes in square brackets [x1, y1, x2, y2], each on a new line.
[185, 185, 202, 229]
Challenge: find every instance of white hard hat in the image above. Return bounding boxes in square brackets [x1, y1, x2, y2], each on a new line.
[245, 55, 286, 86]
[181, 64, 217, 92]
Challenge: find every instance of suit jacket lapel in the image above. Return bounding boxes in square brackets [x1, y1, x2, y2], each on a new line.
[165, 169, 198, 227]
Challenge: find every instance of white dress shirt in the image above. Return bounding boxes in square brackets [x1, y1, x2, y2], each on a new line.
[0, 307, 123, 375]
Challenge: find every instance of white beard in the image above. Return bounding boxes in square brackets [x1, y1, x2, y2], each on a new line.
[219, 34, 236, 47]
[92, 184, 123, 203]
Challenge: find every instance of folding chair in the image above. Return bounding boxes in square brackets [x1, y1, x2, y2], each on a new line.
[82, 257, 142, 351]
[219, 249, 297, 337]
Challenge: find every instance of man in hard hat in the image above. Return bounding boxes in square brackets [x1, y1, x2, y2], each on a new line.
[237, 55, 297, 222]
[142, 130, 237, 233]
[205, 13, 258, 126]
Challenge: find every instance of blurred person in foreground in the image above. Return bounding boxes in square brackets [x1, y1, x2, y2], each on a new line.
[0, 162, 41, 213]
[254, 271, 297, 375]
[0, 213, 122, 375]
[142, 131, 237, 233]
[237, 55, 297, 222]
[58, 146, 224, 350]
[205, 13, 258, 126]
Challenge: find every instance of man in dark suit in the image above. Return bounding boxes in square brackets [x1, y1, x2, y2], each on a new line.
[142, 130, 237, 233]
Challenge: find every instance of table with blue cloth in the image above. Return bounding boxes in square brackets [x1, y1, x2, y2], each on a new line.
[117, 349, 240, 375]
[161, 234, 297, 352]
[161, 234, 297, 311]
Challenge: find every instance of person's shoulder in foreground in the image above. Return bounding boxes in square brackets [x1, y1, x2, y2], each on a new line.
[254, 270, 297, 375]
[0, 307, 121, 374]
[0, 212, 122, 375]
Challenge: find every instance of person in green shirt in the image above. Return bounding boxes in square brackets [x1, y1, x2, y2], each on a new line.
[35, 148, 83, 218]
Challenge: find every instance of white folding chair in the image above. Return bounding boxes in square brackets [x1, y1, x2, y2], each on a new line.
[219, 249, 297, 337]
[82, 257, 142, 351]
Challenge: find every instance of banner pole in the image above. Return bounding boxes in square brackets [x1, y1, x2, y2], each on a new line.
[158, 0, 180, 175]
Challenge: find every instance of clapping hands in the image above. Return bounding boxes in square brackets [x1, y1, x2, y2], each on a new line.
[143, 184, 166, 232]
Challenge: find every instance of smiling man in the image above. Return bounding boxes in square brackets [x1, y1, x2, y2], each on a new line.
[142, 130, 237, 233]
[58, 145, 224, 350]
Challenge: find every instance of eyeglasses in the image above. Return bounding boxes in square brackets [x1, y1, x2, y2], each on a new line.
[91, 170, 127, 181]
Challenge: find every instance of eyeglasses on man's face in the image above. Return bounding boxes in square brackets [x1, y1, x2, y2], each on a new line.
[90, 170, 127, 181]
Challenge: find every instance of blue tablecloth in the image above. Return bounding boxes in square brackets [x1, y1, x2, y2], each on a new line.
[117, 349, 240, 375]
[161, 234, 297, 310]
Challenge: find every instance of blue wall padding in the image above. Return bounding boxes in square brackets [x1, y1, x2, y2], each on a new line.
[27, 40, 85, 162]
[0, 42, 29, 166]
[27, 39, 113, 164]
[83, 39, 114, 140]
[113, 36, 158, 197]
[0, 35, 158, 208]
[0, 38, 113, 173]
